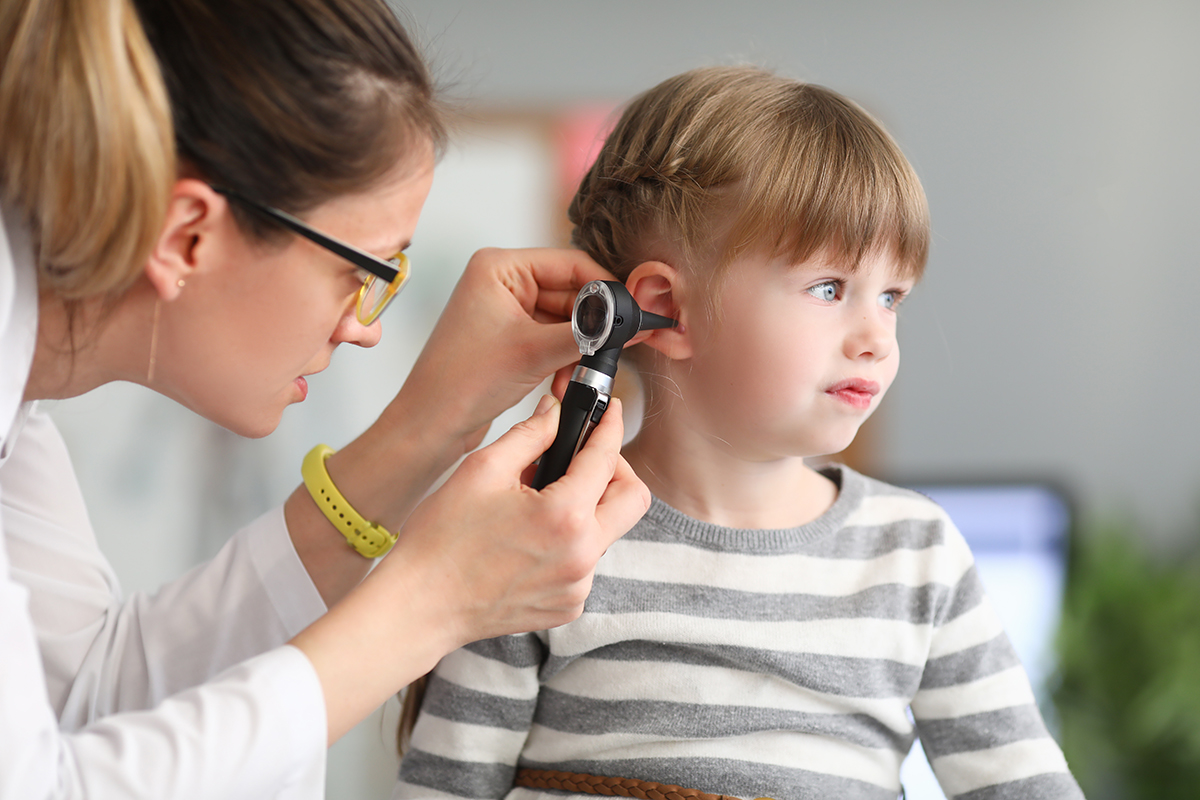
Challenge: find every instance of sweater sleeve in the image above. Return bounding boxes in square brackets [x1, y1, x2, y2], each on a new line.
[394, 633, 545, 800]
[1, 408, 328, 727]
[910, 528, 1084, 799]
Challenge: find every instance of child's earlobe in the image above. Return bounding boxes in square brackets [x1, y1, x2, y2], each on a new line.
[626, 261, 692, 360]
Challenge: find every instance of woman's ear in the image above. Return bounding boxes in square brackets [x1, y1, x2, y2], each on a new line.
[144, 179, 224, 301]
[626, 261, 693, 360]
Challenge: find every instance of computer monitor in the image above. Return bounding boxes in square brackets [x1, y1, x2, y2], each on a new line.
[897, 481, 1072, 799]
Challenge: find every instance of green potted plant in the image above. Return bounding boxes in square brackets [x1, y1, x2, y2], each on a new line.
[1054, 523, 1200, 798]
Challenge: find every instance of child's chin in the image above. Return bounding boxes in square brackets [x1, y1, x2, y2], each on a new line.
[806, 433, 864, 460]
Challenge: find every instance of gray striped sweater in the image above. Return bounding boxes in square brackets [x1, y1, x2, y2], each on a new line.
[394, 465, 1083, 800]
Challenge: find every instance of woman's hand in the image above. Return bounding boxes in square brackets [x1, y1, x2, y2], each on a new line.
[391, 394, 646, 646]
[286, 247, 612, 605]
[384, 247, 613, 458]
[290, 393, 649, 744]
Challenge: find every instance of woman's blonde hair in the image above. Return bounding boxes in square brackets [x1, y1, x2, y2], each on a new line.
[1, 0, 446, 303]
[570, 66, 930, 293]
[0, 0, 176, 299]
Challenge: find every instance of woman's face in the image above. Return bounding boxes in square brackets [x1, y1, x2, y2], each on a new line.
[156, 149, 436, 437]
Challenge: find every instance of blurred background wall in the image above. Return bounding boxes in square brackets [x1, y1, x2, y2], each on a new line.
[44, 1, 1200, 797]
[396, 0, 1200, 545]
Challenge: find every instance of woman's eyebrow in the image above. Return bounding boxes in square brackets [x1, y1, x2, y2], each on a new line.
[371, 236, 411, 257]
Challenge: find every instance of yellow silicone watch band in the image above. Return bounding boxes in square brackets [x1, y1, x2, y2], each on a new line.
[301, 444, 397, 559]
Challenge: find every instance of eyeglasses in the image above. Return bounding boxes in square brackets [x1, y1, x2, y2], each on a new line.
[213, 186, 410, 325]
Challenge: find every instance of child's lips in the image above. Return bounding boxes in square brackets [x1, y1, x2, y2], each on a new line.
[825, 379, 880, 409]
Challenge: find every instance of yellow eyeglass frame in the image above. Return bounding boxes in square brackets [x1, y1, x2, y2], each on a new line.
[356, 251, 409, 325]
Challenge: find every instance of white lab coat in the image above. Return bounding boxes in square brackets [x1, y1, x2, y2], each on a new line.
[1, 203, 330, 798]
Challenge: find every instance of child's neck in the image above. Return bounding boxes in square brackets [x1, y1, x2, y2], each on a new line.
[622, 412, 839, 530]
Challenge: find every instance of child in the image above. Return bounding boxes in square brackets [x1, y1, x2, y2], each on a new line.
[393, 66, 1083, 800]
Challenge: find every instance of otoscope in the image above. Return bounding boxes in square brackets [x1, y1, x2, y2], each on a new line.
[532, 280, 677, 490]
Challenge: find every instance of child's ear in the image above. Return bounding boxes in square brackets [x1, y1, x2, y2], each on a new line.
[626, 261, 692, 360]
[143, 179, 220, 301]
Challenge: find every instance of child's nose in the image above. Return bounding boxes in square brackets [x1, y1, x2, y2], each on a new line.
[845, 312, 894, 361]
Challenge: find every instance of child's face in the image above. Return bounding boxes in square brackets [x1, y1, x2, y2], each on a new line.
[682, 248, 914, 461]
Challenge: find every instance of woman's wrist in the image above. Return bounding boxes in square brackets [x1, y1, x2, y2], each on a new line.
[283, 368, 496, 606]
[384, 354, 496, 458]
[333, 391, 468, 529]
[281, 413, 454, 605]
[284, 486, 374, 606]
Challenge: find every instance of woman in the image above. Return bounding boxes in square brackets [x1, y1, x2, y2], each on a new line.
[0, 0, 648, 798]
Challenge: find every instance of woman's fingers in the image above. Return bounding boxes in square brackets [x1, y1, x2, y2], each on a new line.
[531, 289, 582, 322]
[515, 318, 580, 374]
[549, 363, 574, 400]
[572, 403, 651, 551]
[394, 248, 610, 444]
[469, 394, 560, 487]
[540, 399, 650, 544]
[476, 246, 608, 319]
[510, 247, 613, 293]
[403, 392, 646, 642]
[594, 450, 651, 545]
[540, 397, 624, 503]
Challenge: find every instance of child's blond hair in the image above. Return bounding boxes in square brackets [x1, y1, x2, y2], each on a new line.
[570, 65, 929, 295]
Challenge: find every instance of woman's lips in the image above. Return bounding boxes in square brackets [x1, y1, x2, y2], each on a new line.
[295, 360, 330, 403]
[825, 378, 880, 410]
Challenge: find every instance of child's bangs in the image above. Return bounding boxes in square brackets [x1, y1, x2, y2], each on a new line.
[724, 88, 930, 280]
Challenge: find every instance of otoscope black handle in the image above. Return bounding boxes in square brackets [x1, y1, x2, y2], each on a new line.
[531, 379, 609, 490]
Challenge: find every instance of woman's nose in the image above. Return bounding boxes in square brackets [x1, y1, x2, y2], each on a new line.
[333, 302, 383, 348]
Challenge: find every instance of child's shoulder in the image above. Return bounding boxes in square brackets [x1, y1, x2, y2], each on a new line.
[827, 463, 952, 522]
[818, 463, 972, 558]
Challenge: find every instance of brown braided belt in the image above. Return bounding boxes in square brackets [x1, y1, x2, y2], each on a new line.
[514, 768, 774, 800]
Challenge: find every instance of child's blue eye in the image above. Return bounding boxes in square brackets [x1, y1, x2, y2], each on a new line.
[808, 281, 839, 302]
[878, 290, 906, 310]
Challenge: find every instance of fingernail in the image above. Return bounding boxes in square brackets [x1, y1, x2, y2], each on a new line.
[534, 394, 557, 416]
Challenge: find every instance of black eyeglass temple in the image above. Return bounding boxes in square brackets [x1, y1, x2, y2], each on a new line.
[212, 186, 399, 284]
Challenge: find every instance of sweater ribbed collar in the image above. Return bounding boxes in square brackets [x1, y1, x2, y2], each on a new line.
[638, 464, 866, 554]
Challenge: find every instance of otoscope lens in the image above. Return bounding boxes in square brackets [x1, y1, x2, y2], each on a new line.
[576, 294, 608, 338]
